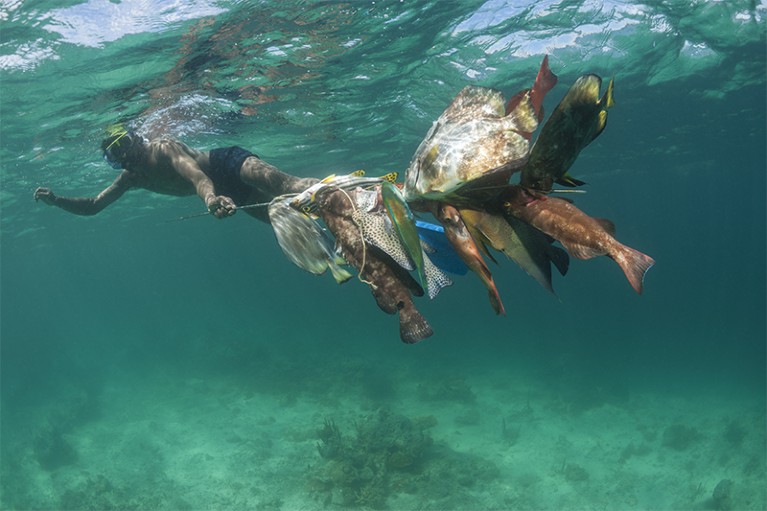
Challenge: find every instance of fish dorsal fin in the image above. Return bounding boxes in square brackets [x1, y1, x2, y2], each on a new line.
[350, 169, 366, 177]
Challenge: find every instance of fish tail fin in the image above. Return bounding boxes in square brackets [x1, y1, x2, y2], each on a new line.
[476, 253, 506, 315]
[488, 287, 506, 316]
[613, 245, 655, 294]
[530, 54, 558, 121]
[328, 261, 353, 284]
[601, 78, 615, 109]
[424, 254, 453, 299]
[379, 171, 399, 183]
[595, 78, 615, 136]
[399, 306, 433, 344]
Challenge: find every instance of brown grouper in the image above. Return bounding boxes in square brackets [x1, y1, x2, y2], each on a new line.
[316, 187, 433, 343]
[503, 186, 654, 294]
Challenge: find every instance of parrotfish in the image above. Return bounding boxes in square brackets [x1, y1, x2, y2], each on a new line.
[521, 74, 615, 191]
[380, 181, 428, 291]
[434, 202, 506, 315]
[503, 186, 654, 294]
[268, 198, 353, 284]
[316, 187, 433, 343]
[458, 208, 568, 295]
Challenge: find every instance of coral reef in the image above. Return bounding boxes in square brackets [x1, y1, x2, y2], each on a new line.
[310, 408, 498, 508]
[311, 409, 433, 508]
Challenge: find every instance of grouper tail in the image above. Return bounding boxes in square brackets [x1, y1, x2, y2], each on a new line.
[399, 306, 433, 344]
[612, 245, 655, 295]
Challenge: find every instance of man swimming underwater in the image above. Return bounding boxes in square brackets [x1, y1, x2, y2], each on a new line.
[34, 127, 318, 222]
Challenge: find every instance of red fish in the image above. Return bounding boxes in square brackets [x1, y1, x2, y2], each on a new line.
[505, 55, 558, 122]
[503, 186, 654, 294]
[434, 202, 506, 315]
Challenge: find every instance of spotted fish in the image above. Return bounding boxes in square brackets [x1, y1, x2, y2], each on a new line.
[352, 187, 451, 299]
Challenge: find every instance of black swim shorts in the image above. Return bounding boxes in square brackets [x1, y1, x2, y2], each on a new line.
[207, 146, 258, 206]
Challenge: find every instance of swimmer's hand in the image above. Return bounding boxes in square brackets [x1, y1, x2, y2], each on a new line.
[34, 187, 56, 205]
[206, 195, 237, 219]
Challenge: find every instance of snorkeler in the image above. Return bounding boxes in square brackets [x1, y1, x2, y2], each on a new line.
[33, 127, 318, 222]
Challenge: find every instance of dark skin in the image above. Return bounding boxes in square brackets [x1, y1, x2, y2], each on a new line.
[34, 137, 318, 222]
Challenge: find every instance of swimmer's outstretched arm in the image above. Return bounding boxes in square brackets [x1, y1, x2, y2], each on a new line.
[34, 171, 133, 216]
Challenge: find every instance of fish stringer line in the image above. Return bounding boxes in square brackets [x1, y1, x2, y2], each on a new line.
[167, 201, 272, 222]
[335, 187, 377, 290]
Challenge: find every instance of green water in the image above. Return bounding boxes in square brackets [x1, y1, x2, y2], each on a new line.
[1, 1, 765, 509]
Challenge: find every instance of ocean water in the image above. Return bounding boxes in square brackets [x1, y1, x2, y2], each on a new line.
[1, 1, 765, 509]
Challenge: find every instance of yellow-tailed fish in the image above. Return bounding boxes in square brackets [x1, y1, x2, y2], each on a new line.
[521, 74, 615, 191]
[380, 181, 428, 292]
[459, 208, 568, 295]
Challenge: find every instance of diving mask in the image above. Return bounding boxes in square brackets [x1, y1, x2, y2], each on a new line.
[102, 130, 136, 169]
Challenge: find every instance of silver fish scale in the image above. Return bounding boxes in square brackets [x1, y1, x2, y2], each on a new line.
[269, 198, 342, 275]
[404, 85, 538, 201]
[354, 187, 379, 213]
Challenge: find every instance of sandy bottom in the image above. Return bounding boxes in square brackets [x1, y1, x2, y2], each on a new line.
[2, 344, 765, 511]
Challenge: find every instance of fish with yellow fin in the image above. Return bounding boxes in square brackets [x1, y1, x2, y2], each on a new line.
[458, 208, 568, 295]
[380, 181, 428, 292]
[521, 74, 615, 191]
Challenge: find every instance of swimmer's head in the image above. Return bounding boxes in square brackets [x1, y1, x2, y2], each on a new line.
[101, 126, 143, 169]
